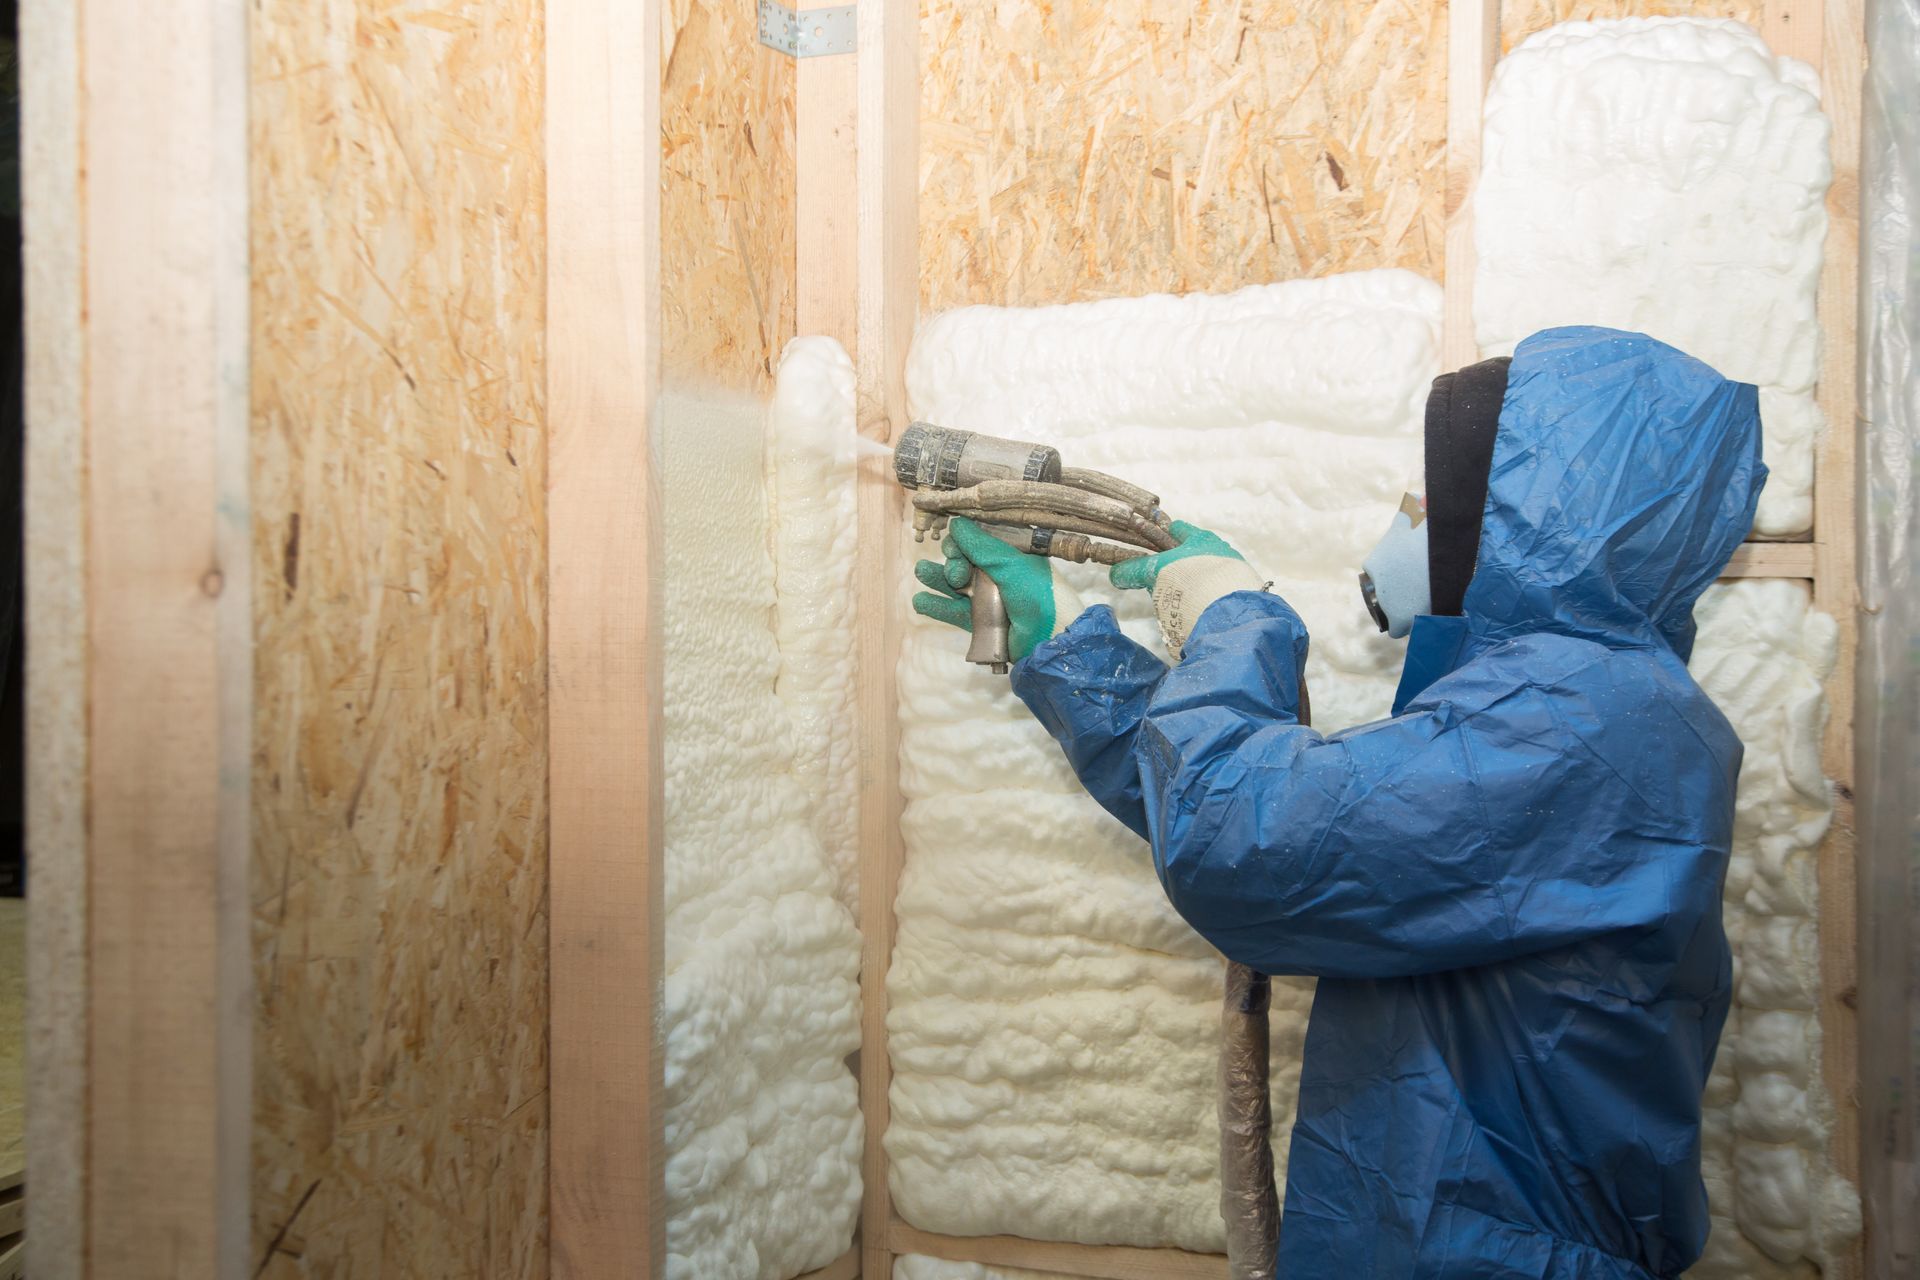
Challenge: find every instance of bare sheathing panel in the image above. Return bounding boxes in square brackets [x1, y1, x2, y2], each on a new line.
[663, 0, 798, 390]
[919, 0, 1448, 310]
[249, 4, 550, 1275]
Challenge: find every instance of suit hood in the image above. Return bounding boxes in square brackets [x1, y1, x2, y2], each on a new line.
[1463, 327, 1766, 660]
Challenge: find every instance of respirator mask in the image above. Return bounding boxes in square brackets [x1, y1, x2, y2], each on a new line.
[1358, 356, 1512, 639]
[1359, 464, 1429, 639]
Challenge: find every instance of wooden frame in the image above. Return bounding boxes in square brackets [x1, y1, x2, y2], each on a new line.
[22, 1, 254, 1276]
[546, 0, 669, 1274]
[853, 2, 917, 1279]
[15, 0, 1865, 1272]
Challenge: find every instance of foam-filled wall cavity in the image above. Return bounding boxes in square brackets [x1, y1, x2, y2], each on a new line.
[662, 380, 861, 1278]
[889, 271, 1441, 1251]
[768, 337, 862, 907]
[888, 280, 1853, 1273]
[1473, 18, 1831, 537]
[1690, 580, 1858, 1278]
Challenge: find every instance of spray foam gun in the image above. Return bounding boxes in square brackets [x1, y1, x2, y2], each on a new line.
[891, 422, 1176, 672]
[891, 422, 1282, 1280]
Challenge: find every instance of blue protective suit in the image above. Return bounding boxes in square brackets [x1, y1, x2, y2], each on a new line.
[1010, 328, 1765, 1279]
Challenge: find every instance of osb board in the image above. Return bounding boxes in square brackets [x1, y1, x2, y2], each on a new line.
[1501, 0, 1765, 49]
[663, 0, 797, 390]
[250, 4, 549, 1277]
[918, 0, 1448, 312]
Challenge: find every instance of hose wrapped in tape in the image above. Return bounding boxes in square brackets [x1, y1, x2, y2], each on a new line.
[1219, 960, 1279, 1280]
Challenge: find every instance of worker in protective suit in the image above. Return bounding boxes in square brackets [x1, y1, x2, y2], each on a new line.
[911, 326, 1764, 1279]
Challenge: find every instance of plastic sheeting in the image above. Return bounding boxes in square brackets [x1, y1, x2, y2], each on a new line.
[1856, 1, 1920, 1272]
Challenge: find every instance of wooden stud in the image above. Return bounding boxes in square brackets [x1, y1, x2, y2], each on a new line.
[794, 1246, 861, 1280]
[1752, 4, 1867, 1275]
[1442, 0, 1500, 370]
[856, 0, 919, 1276]
[1802, 1, 1866, 1277]
[20, 0, 85, 1273]
[547, 0, 667, 1274]
[797, 1, 860, 354]
[67, 0, 253, 1275]
[890, 1222, 1229, 1280]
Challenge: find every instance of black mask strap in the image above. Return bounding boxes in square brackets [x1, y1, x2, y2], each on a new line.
[1424, 356, 1511, 618]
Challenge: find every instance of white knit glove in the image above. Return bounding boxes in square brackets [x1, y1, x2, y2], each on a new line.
[1109, 522, 1267, 659]
[1151, 554, 1268, 658]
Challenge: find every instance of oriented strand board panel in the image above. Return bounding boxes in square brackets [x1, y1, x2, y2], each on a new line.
[662, 0, 797, 391]
[249, 4, 550, 1276]
[1501, 0, 1764, 49]
[918, 0, 1448, 312]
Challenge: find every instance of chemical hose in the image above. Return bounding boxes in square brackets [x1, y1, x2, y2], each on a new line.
[1219, 676, 1306, 1279]
[1220, 961, 1279, 1279]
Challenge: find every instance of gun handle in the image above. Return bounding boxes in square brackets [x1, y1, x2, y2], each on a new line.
[964, 576, 1012, 673]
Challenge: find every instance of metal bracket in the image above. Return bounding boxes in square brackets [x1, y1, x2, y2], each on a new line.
[757, 0, 856, 58]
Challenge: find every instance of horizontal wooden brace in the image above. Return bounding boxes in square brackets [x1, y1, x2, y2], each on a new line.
[888, 1220, 1228, 1280]
[1722, 542, 1818, 579]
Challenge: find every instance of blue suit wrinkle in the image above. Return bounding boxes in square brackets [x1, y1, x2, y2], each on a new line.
[1011, 328, 1763, 1278]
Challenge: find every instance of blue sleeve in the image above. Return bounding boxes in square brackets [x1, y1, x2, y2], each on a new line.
[1009, 605, 1170, 840]
[1136, 594, 1728, 980]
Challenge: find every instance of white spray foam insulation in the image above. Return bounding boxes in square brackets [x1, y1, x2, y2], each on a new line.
[1473, 17, 1831, 537]
[662, 387, 862, 1278]
[768, 337, 862, 907]
[1689, 581, 1858, 1277]
[890, 271, 1441, 1251]
[890, 280, 1852, 1272]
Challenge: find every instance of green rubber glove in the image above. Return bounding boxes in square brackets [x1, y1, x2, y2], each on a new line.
[1109, 520, 1265, 659]
[911, 517, 1085, 663]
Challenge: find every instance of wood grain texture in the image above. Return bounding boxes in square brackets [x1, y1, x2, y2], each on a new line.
[663, 0, 797, 390]
[1746, 4, 1866, 1274]
[857, 1, 918, 1276]
[19, 0, 86, 1272]
[250, 4, 549, 1276]
[548, 0, 666, 1275]
[85, 1, 252, 1275]
[918, 0, 1448, 312]
[1802, 1, 1865, 1275]
[1721, 543, 1817, 578]
[1442, 0, 1500, 370]
[1500, 0, 1763, 48]
[891, 1222, 1229, 1280]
